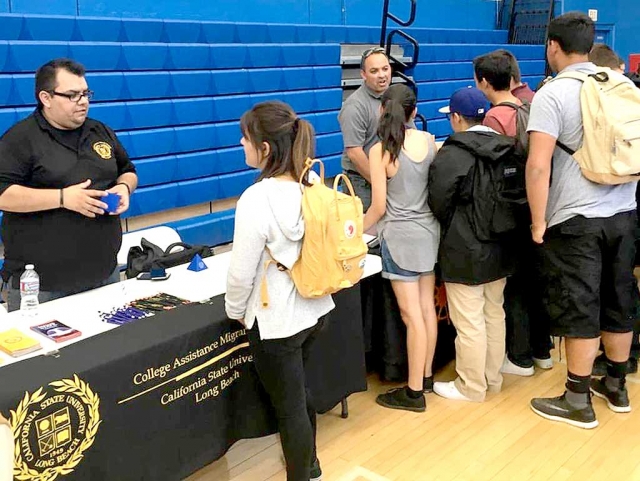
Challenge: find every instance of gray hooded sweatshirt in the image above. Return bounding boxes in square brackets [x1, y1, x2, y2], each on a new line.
[225, 177, 335, 340]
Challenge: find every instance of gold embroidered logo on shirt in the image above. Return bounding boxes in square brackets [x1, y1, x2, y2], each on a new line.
[92, 142, 112, 159]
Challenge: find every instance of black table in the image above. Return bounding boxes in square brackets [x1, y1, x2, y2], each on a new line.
[0, 288, 366, 481]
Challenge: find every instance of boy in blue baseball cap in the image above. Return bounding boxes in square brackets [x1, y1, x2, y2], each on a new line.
[428, 87, 518, 403]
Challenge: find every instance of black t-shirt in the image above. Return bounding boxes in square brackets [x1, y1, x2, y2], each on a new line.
[0, 110, 137, 291]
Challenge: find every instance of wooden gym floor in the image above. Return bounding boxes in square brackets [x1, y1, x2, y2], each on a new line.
[187, 351, 640, 481]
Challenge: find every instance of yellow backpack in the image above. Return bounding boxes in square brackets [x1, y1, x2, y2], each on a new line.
[553, 68, 640, 184]
[261, 159, 368, 306]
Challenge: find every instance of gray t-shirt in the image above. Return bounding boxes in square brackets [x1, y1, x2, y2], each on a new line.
[338, 83, 382, 172]
[527, 62, 637, 228]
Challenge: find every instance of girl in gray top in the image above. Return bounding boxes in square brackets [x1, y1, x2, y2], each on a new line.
[364, 84, 440, 412]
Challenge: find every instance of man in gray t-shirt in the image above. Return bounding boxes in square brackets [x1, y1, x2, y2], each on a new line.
[338, 47, 391, 210]
[526, 12, 637, 429]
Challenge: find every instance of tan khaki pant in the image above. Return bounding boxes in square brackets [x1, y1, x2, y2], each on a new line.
[445, 278, 507, 402]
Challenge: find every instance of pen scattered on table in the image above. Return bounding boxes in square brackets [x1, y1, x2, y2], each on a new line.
[99, 293, 192, 325]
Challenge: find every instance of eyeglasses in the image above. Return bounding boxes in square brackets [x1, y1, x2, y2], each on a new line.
[360, 47, 387, 69]
[49, 90, 94, 102]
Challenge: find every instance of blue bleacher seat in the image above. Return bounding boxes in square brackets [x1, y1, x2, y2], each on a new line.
[312, 111, 340, 134]
[167, 44, 210, 70]
[281, 45, 313, 68]
[214, 147, 247, 175]
[215, 122, 240, 150]
[162, 20, 204, 44]
[14, 107, 32, 123]
[178, 176, 220, 207]
[123, 72, 172, 100]
[266, 24, 297, 44]
[236, 23, 269, 43]
[313, 66, 340, 89]
[213, 69, 250, 96]
[89, 102, 129, 131]
[246, 45, 282, 69]
[417, 100, 450, 121]
[213, 95, 252, 122]
[87, 72, 125, 102]
[321, 26, 347, 43]
[121, 43, 168, 71]
[121, 19, 164, 43]
[174, 124, 217, 153]
[311, 44, 340, 66]
[247, 68, 284, 93]
[69, 42, 122, 71]
[296, 25, 323, 44]
[313, 88, 342, 112]
[172, 98, 215, 125]
[323, 154, 343, 178]
[22, 15, 76, 41]
[125, 183, 179, 218]
[345, 26, 377, 44]
[282, 67, 314, 91]
[284, 91, 315, 113]
[0, 15, 24, 41]
[217, 170, 259, 199]
[128, 127, 176, 158]
[75, 17, 123, 42]
[9, 74, 34, 105]
[0, 108, 17, 136]
[519, 60, 547, 76]
[134, 155, 178, 187]
[164, 209, 236, 247]
[316, 133, 343, 158]
[7, 42, 69, 72]
[174, 150, 218, 181]
[210, 45, 248, 69]
[429, 118, 453, 139]
[126, 100, 174, 130]
[200, 22, 237, 44]
[171, 71, 213, 98]
[0, 76, 12, 105]
[412, 62, 474, 82]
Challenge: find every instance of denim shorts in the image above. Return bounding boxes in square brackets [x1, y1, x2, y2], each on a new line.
[380, 239, 434, 282]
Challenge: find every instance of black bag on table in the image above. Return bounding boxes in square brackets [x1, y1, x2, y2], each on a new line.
[125, 238, 213, 279]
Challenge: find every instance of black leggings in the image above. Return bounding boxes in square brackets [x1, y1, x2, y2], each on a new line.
[247, 320, 323, 481]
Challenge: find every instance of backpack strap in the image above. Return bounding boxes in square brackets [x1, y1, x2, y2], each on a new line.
[260, 250, 288, 308]
[550, 70, 589, 83]
[556, 141, 576, 156]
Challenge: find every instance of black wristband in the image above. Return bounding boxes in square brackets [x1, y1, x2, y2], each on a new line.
[116, 182, 131, 195]
[59, 188, 64, 208]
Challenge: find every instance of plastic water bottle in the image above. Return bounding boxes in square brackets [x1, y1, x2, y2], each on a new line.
[20, 264, 40, 318]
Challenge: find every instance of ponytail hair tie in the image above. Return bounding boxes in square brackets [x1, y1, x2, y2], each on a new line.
[292, 117, 300, 135]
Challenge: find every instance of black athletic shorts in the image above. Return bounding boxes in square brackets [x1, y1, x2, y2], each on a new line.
[537, 211, 638, 338]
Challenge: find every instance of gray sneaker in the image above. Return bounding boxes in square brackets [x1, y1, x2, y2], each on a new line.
[530, 393, 598, 429]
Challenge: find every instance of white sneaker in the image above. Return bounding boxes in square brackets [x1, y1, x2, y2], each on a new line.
[533, 357, 553, 370]
[501, 357, 535, 376]
[433, 381, 473, 401]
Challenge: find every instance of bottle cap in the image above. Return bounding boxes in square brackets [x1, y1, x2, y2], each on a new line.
[25, 264, 34, 270]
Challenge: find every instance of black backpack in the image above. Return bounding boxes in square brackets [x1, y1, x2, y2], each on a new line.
[463, 137, 527, 242]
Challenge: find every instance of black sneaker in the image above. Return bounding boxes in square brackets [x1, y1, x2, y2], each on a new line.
[592, 354, 638, 377]
[376, 387, 426, 413]
[423, 377, 434, 394]
[310, 458, 322, 481]
[590, 377, 631, 413]
[530, 393, 598, 429]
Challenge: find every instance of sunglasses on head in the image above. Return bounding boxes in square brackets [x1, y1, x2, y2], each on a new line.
[360, 47, 387, 69]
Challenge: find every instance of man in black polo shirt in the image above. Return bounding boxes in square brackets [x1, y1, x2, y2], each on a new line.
[0, 58, 137, 311]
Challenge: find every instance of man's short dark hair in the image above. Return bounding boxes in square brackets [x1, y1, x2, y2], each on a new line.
[473, 50, 515, 91]
[35, 58, 86, 109]
[547, 12, 595, 55]
[589, 43, 623, 69]
[360, 47, 388, 70]
[461, 114, 485, 126]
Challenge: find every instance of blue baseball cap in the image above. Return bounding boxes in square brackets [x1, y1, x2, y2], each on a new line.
[438, 87, 489, 117]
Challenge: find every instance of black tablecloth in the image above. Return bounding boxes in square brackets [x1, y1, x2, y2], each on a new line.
[0, 287, 366, 481]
